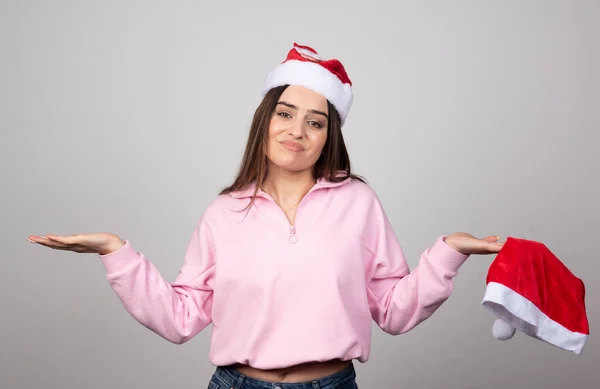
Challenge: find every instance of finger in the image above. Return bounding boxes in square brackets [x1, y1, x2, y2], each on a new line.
[29, 235, 67, 244]
[37, 240, 93, 252]
[36, 240, 71, 250]
[482, 235, 501, 242]
[46, 234, 83, 245]
[27, 236, 53, 245]
[27, 235, 48, 244]
[473, 239, 502, 254]
[486, 241, 504, 252]
[31, 235, 69, 246]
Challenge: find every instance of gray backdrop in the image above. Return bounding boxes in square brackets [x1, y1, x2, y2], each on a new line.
[2, 1, 598, 388]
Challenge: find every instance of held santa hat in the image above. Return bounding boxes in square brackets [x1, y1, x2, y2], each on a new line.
[262, 43, 353, 126]
[481, 237, 590, 354]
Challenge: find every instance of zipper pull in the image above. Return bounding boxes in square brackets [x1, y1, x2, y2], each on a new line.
[289, 225, 298, 244]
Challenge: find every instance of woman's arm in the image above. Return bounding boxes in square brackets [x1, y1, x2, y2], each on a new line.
[363, 195, 469, 335]
[99, 217, 216, 344]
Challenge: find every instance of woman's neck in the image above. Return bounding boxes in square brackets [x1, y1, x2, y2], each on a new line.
[261, 165, 316, 208]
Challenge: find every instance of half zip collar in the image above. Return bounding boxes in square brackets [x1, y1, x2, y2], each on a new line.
[228, 173, 353, 199]
[228, 173, 353, 245]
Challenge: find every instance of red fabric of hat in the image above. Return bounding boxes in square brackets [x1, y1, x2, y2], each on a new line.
[481, 237, 589, 354]
[262, 43, 353, 126]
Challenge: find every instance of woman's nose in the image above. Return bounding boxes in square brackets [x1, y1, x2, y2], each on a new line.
[288, 118, 305, 137]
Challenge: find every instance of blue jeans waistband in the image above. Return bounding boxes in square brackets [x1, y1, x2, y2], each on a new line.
[210, 362, 356, 389]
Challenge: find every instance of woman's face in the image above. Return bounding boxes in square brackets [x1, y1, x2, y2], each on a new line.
[266, 85, 329, 173]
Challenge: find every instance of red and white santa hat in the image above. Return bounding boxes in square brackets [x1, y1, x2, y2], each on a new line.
[481, 237, 589, 354]
[263, 43, 353, 126]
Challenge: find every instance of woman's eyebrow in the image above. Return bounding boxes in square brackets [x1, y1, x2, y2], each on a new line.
[277, 101, 328, 118]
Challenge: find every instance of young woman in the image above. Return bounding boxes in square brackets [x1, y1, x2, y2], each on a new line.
[27, 43, 503, 389]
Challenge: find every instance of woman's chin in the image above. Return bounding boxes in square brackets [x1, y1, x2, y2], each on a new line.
[269, 159, 313, 173]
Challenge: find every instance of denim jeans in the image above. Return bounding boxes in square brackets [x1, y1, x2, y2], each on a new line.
[207, 362, 358, 389]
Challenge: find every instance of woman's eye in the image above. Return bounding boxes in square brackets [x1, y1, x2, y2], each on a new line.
[309, 121, 322, 128]
[278, 112, 291, 118]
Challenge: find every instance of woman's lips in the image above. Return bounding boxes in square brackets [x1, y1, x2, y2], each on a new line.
[280, 140, 305, 152]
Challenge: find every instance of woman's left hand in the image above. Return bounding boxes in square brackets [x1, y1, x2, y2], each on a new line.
[444, 232, 504, 255]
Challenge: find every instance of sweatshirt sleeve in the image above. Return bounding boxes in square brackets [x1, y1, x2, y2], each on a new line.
[98, 216, 216, 344]
[363, 194, 469, 335]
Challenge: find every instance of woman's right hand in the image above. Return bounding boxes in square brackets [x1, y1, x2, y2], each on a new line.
[26, 232, 126, 255]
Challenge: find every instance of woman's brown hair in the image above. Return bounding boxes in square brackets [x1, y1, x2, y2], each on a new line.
[219, 85, 365, 200]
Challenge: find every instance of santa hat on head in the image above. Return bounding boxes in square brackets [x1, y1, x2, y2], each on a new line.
[263, 43, 353, 126]
[481, 237, 590, 354]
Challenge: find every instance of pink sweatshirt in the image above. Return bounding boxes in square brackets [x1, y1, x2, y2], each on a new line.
[99, 177, 469, 369]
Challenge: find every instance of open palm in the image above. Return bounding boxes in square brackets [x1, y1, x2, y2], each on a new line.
[445, 232, 504, 255]
[26, 232, 125, 255]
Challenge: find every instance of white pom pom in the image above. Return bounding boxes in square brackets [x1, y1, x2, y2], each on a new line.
[492, 319, 516, 340]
